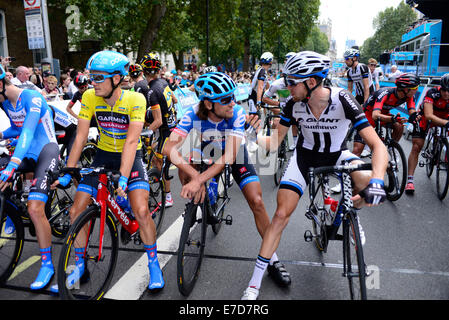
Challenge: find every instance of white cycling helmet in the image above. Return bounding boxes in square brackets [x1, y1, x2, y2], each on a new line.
[343, 48, 360, 59]
[260, 52, 274, 64]
[285, 52, 296, 60]
[283, 51, 330, 79]
[204, 66, 217, 73]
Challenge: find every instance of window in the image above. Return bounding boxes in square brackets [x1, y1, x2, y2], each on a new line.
[0, 10, 8, 58]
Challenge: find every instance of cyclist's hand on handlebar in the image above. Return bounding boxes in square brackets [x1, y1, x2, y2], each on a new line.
[0, 161, 19, 191]
[354, 178, 386, 207]
[51, 173, 72, 190]
[181, 179, 202, 202]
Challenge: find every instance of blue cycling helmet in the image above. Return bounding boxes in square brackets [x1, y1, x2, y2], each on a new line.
[343, 48, 360, 59]
[86, 50, 129, 76]
[194, 72, 236, 100]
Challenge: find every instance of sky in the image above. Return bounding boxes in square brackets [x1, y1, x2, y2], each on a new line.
[319, 0, 404, 57]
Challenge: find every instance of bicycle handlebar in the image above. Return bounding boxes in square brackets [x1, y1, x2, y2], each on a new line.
[310, 162, 372, 176]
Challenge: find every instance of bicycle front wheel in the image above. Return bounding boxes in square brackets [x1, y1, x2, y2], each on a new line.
[385, 140, 407, 201]
[0, 210, 24, 285]
[436, 140, 449, 200]
[274, 140, 287, 186]
[148, 168, 166, 233]
[177, 201, 207, 296]
[57, 205, 119, 300]
[343, 211, 367, 300]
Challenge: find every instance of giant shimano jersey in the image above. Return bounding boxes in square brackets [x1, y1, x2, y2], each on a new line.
[263, 78, 290, 103]
[363, 86, 416, 126]
[347, 63, 374, 98]
[78, 88, 146, 152]
[1, 89, 57, 162]
[279, 87, 370, 153]
[173, 103, 246, 150]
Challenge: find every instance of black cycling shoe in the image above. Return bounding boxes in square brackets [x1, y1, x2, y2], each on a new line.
[267, 261, 291, 287]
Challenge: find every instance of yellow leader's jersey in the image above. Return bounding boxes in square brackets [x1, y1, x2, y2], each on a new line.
[79, 88, 146, 152]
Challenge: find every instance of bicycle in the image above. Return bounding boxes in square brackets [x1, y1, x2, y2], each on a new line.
[375, 119, 407, 201]
[56, 166, 154, 299]
[140, 129, 172, 233]
[177, 158, 232, 296]
[260, 105, 289, 186]
[0, 162, 75, 285]
[419, 124, 449, 200]
[303, 162, 372, 300]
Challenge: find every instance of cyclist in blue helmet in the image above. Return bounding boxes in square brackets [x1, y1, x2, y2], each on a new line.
[53, 50, 165, 293]
[163, 71, 292, 290]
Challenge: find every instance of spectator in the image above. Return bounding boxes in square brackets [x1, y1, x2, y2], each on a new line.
[5, 71, 13, 81]
[29, 67, 44, 89]
[59, 74, 72, 100]
[67, 69, 81, 96]
[11, 66, 41, 91]
[41, 75, 62, 101]
[387, 65, 402, 82]
[368, 58, 383, 90]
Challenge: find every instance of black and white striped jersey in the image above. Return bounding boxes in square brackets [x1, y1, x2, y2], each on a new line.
[279, 87, 370, 153]
[347, 63, 374, 97]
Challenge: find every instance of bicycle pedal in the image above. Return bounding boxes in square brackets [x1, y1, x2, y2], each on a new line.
[223, 215, 233, 225]
[304, 230, 313, 242]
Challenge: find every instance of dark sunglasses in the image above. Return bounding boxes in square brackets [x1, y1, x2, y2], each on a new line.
[209, 94, 236, 106]
[89, 73, 115, 83]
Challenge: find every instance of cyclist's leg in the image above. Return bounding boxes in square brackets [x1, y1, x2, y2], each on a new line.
[26, 142, 59, 289]
[406, 126, 426, 192]
[156, 129, 172, 206]
[392, 121, 404, 142]
[128, 150, 164, 291]
[352, 132, 366, 157]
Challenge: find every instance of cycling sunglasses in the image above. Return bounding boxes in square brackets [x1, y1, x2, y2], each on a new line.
[209, 94, 236, 106]
[89, 73, 115, 83]
[283, 74, 307, 87]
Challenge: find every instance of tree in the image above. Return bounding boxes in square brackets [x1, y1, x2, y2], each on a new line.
[361, 2, 417, 63]
[300, 25, 330, 55]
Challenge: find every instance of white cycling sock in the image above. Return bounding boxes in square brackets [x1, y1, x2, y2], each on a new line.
[269, 252, 279, 265]
[248, 255, 269, 289]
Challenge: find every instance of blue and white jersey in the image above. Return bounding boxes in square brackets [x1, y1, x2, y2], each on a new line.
[2, 89, 57, 162]
[173, 103, 246, 149]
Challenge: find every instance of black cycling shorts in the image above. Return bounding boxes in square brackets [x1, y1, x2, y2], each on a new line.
[77, 149, 149, 197]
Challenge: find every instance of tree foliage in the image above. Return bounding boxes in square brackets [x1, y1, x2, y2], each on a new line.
[51, 0, 323, 70]
[360, 2, 417, 63]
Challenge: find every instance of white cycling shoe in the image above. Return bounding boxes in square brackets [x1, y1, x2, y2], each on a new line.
[241, 286, 259, 300]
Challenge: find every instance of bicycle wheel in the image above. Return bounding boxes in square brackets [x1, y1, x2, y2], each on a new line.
[0, 209, 24, 285]
[211, 173, 226, 235]
[177, 201, 207, 296]
[274, 139, 287, 186]
[148, 168, 166, 233]
[385, 141, 407, 201]
[309, 180, 334, 252]
[80, 142, 97, 167]
[57, 205, 119, 300]
[343, 211, 367, 300]
[436, 140, 449, 200]
[47, 186, 75, 239]
[425, 133, 435, 178]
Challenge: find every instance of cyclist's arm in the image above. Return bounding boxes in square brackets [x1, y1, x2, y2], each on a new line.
[362, 77, 370, 103]
[120, 120, 144, 179]
[262, 92, 282, 108]
[147, 105, 163, 131]
[66, 100, 79, 119]
[347, 80, 353, 94]
[358, 125, 388, 181]
[0, 120, 20, 140]
[256, 79, 264, 105]
[371, 94, 392, 122]
[65, 118, 90, 168]
[423, 102, 448, 127]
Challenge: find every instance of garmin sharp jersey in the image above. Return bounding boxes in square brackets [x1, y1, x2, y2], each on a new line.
[263, 78, 290, 102]
[363, 87, 415, 126]
[279, 87, 370, 153]
[147, 78, 177, 129]
[1, 89, 57, 162]
[347, 63, 374, 97]
[78, 88, 146, 152]
[173, 103, 246, 150]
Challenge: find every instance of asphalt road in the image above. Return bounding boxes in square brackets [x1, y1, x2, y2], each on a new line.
[1, 109, 449, 304]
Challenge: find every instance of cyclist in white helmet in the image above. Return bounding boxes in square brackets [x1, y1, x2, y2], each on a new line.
[248, 52, 273, 116]
[241, 51, 388, 300]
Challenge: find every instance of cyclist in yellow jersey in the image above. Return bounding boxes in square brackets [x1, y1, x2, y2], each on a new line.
[52, 51, 164, 292]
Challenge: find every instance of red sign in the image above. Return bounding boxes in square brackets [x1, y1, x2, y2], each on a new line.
[24, 0, 41, 10]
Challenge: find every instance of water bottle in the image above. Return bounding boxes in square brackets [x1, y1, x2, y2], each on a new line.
[116, 195, 135, 220]
[324, 197, 338, 225]
[208, 178, 218, 205]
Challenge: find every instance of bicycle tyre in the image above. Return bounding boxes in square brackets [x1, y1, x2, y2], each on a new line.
[177, 201, 207, 296]
[57, 205, 119, 300]
[425, 134, 435, 178]
[211, 173, 226, 235]
[0, 208, 25, 285]
[274, 140, 287, 186]
[80, 142, 97, 167]
[343, 211, 367, 300]
[436, 140, 449, 200]
[385, 140, 407, 201]
[148, 168, 166, 233]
